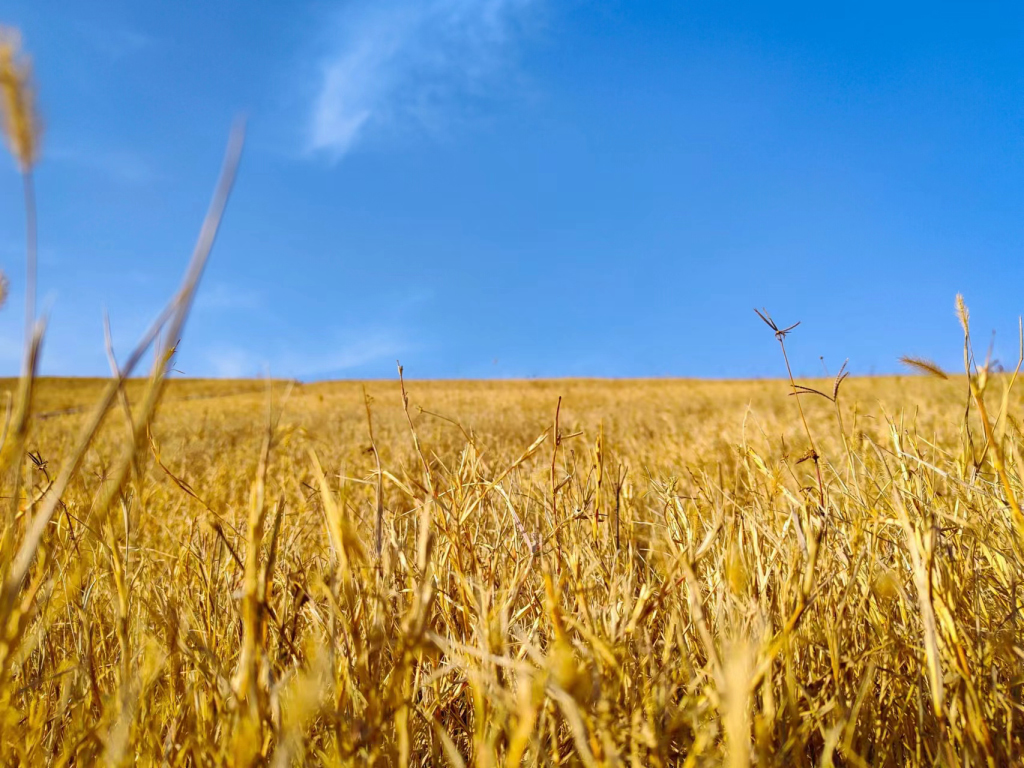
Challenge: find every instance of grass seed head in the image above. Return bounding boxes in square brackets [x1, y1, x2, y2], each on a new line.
[0, 27, 40, 172]
[956, 293, 970, 335]
[899, 356, 948, 380]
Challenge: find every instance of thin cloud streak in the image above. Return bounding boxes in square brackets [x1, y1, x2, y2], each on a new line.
[201, 329, 408, 380]
[308, 0, 539, 159]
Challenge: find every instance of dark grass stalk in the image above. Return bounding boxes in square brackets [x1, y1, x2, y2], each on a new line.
[551, 395, 563, 566]
[755, 309, 825, 508]
[363, 384, 384, 559]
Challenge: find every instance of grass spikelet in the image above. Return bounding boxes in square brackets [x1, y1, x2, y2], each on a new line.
[0, 27, 40, 172]
[899, 355, 949, 379]
[956, 293, 970, 335]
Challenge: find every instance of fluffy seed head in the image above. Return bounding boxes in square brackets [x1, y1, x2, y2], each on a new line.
[955, 293, 970, 335]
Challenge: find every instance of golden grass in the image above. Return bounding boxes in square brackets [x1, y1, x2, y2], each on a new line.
[3, 23, 1024, 767]
[2, 370, 1023, 766]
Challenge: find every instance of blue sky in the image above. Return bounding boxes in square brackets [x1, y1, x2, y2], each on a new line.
[1, 1, 1023, 380]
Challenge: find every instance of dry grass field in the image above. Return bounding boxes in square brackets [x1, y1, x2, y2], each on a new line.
[4, 22, 1024, 767]
[2, 367, 1023, 766]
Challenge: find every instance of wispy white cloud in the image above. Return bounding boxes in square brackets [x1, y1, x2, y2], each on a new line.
[308, 0, 540, 159]
[200, 328, 408, 380]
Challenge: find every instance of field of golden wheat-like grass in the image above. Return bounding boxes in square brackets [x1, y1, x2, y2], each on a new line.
[4, 22, 1024, 767]
[1, 370, 1022, 766]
